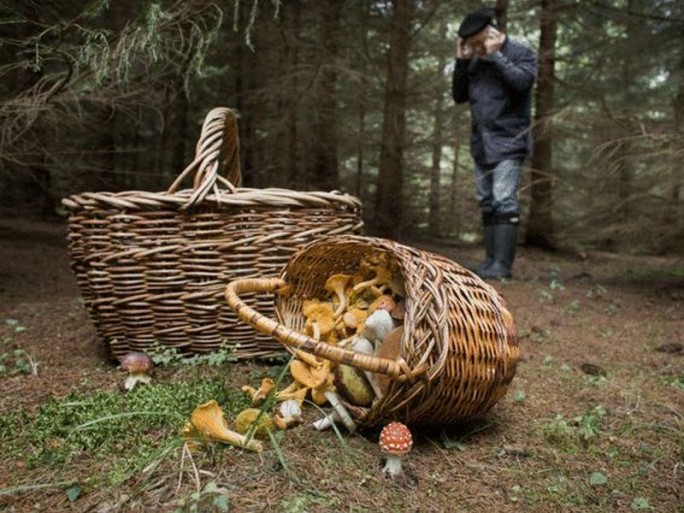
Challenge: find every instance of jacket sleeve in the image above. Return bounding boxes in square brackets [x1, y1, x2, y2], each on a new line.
[452, 59, 470, 104]
[490, 44, 537, 93]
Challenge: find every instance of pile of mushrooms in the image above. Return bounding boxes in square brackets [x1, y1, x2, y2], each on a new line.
[266, 252, 407, 433]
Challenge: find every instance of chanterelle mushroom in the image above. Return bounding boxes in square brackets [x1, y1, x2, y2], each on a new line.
[183, 400, 263, 452]
[379, 421, 413, 478]
[119, 352, 154, 391]
[302, 299, 336, 341]
[241, 377, 275, 406]
[325, 274, 351, 318]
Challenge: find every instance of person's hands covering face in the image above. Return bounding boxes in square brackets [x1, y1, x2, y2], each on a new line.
[462, 26, 505, 59]
[455, 37, 473, 59]
[482, 26, 505, 56]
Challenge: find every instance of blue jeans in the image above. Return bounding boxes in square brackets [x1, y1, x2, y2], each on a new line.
[474, 159, 522, 223]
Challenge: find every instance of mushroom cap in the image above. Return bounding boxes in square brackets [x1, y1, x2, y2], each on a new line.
[334, 364, 374, 407]
[234, 408, 275, 438]
[379, 421, 413, 455]
[324, 273, 351, 292]
[374, 326, 404, 394]
[119, 352, 154, 373]
[390, 300, 406, 321]
[302, 300, 336, 337]
[368, 295, 396, 314]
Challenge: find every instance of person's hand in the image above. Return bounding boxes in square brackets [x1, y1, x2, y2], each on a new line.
[455, 37, 473, 60]
[482, 26, 506, 56]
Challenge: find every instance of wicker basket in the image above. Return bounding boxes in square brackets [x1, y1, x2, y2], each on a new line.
[225, 235, 520, 427]
[62, 108, 363, 361]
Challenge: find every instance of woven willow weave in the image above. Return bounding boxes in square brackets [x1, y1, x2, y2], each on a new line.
[225, 236, 519, 427]
[62, 108, 363, 361]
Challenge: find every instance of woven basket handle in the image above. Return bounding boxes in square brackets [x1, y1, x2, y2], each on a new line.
[166, 107, 242, 209]
[225, 278, 426, 382]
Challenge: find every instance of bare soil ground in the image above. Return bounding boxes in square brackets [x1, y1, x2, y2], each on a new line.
[0, 218, 682, 512]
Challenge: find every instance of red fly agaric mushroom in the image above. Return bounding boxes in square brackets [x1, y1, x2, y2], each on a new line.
[379, 421, 413, 478]
[119, 351, 154, 391]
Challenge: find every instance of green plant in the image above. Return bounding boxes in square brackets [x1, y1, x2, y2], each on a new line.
[147, 342, 237, 367]
[173, 481, 230, 513]
[574, 405, 606, 443]
[0, 348, 32, 375]
[541, 406, 606, 449]
[21, 377, 246, 466]
[0, 335, 38, 376]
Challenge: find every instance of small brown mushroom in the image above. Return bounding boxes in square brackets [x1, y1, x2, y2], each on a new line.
[119, 352, 154, 391]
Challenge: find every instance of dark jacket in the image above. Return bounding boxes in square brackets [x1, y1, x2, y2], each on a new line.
[452, 37, 537, 166]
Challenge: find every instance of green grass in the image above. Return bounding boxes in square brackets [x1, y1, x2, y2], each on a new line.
[7, 377, 250, 471]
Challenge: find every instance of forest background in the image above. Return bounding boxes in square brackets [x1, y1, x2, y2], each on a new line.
[1, 0, 683, 254]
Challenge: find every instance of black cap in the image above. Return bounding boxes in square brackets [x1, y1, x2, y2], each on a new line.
[458, 7, 494, 38]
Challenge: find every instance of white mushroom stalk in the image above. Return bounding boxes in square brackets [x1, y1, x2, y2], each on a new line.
[311, 391, 356, 433]
[350, 336, 384, 400]
[363, 309, 395, 348]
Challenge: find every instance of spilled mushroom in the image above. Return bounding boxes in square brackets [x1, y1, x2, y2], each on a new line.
[273, 399, 303, 430]
[182, 400, 262, 452]
[241, 377, 275, 406]
[234, 408, 276, 438]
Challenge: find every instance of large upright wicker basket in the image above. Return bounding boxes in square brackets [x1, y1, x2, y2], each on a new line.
[62, 108, 363, 361]
[225, 236, 519, 427]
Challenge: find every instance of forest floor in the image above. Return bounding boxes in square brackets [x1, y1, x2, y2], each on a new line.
[0, 218, 682, 513]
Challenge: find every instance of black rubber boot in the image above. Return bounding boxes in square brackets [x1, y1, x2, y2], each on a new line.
[477, 223, 518, 280]
[472, 223, 495, 274]
[469, 213, 494, 274]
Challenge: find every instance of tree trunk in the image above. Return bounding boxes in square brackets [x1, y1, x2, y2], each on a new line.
[375, 0, 413, 238]
[279, 0, 300, 187]
[526, 0, 556, 250]
[234, 29, 258, 187]
[160, 83, 189, 186]
[495, 0, 509, 32]
[428, 54, 446, 236]
[310, 0, 343, 191]
[450, 123, 462, 240]
[355, 0, 371, 200]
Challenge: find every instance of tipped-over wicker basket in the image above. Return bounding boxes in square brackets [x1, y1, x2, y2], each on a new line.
[225, 235, 519, 427]
[62, 108, 363, 361]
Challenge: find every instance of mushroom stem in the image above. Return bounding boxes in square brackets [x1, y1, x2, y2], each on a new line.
[382, 455, 403, 478]
[332, 289, 347, 318]
[352, 276, 381, 294]
[311, 411, 341, 431]
[122, 372, 152, 391]
[350, 337, 384, 401]
[323, 391, 356, 433]
[208, 427, 263, 452]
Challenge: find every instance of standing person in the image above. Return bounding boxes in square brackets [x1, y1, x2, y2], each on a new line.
[452, 7, 537, 279]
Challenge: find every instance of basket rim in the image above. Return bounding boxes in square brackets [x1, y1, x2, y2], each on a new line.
[62, 188, 363, 212]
